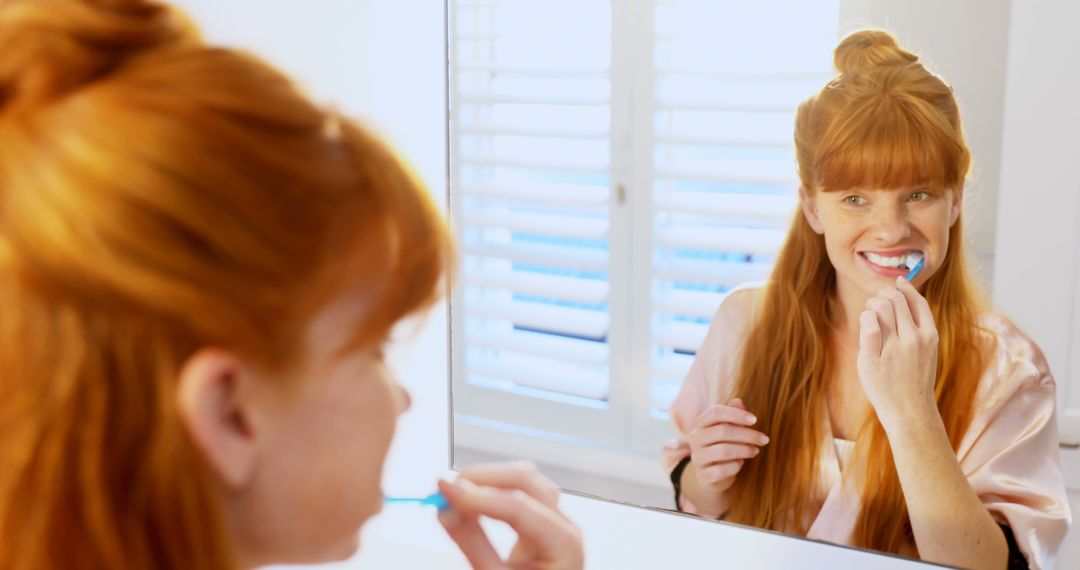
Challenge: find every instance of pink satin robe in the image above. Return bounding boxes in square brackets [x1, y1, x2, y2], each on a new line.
[662, 286, 1071, 568]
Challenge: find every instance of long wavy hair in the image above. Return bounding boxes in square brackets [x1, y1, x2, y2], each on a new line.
[0, 1, 451, 568]
[721, 30, 988, 553]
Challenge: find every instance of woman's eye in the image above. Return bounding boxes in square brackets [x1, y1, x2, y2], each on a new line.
[908, 190, 930, 202]
[843, 195, 865, 206]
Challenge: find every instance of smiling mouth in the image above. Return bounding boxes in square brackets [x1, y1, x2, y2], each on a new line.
[860, 251, 924, 271]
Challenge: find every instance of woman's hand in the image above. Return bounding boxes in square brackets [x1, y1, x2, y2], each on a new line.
[856, 276, 940, 429]
[686, 398, 769, 502]
[437, 462, 583, 570]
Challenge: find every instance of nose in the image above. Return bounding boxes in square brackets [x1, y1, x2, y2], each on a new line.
[871, 202, 911, 244]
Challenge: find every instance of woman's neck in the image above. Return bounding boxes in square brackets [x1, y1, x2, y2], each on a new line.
[828, 277, 872, 346]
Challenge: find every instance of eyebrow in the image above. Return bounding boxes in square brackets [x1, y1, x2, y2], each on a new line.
[820, 185, 931, 193]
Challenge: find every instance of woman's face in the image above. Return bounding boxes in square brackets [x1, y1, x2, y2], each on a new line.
[225, 293, 412, 565]
[801, 185, 962, 299]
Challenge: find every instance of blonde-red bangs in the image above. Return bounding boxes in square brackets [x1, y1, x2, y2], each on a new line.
[814, 94, 969, 193]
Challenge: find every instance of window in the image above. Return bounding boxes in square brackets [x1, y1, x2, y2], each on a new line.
[451, 0, 839, 476]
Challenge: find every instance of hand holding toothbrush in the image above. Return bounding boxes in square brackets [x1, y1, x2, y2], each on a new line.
[856, 275, 940, 431]
[437, 462, 584, 570]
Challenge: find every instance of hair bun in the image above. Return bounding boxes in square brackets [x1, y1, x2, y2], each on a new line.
[0, 0, 196, 114]
[833, 30, 918, 75]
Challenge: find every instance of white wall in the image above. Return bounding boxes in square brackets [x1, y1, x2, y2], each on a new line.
[994, 0, 1080, 437]
[993, 0, 1080, 567]
[839, 0, 1011, 291]
[178, 0, 374, 116]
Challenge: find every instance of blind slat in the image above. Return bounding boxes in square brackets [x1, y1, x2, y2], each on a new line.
[456, 65, 609, 78]
[654, 321, 708, 354]
[460, 152, 609, 174]
[653, 289, 725, 320]
[469, 329, 609, 366]
[653, 352, 695, 382]
[654, 68, 830, 81]
[656, 191, 795, 224]
[464, 182, 609, 207]
[466, 300, 609, 339]
[655, 226, 785, 254]
[467, 360, 608, 401]
[655, 134, 791, 148]
[463, 242, 607, 272]
[464, 210, 609, 240]
[458, 92, 609, 107]
[654, 260, 771, 288]
[655, 100, 793, 113]
[654, 160, 797, 185]
[465, 269, 609, 305]
[459, 124, 609, 140]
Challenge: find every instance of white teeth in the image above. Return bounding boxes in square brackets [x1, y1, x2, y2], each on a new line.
[863, 251, 923, 270]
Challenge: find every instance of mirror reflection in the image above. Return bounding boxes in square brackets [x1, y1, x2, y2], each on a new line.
[449, 0, 1073, 566]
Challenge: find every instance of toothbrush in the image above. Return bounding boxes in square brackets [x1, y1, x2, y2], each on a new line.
[904, 253, 925, 282]
[383, 492, 449, 511]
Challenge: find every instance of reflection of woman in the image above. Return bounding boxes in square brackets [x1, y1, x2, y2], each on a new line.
[0, 1, 582, 568]
[663, 30, 1070, 569]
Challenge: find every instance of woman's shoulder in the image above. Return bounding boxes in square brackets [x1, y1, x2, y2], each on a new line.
[696, 282, 764, 356]
[712, 281, 765, 328]
[688, 283, 765, 403]
[957, 314, 1060, 463]
[975, 312, 1054, 390]
[699, 282, 766, 355]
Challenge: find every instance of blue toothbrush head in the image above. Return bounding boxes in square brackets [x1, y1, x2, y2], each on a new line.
[423, 492, 449, 510]
[904, 253, 925, 282]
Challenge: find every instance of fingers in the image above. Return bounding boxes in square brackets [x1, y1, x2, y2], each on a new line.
[728, 398, 747, 411]
[695, 460, 744, 486]
[695, 402, 757, 429]
[437, 505, 504, 570]
[693, 442, 761, 465]
[880, 285, 917, 338]
[692, 421, 769, 448]
[456, 461, 561, 509]
[858, 309, 882, 357]
[865, 296, 896, 340]
[895, 277, 936, 333]
[438, 478, 580, 562]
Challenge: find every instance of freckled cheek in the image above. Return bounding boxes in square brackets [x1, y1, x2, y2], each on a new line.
[821, 223, 864, 257]
[910, 215, 951, 259]
[819, 210, 864, 243]
[814, 209, 869, 267]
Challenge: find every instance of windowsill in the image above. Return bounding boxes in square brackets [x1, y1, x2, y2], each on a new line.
[453, 415, 672, 506]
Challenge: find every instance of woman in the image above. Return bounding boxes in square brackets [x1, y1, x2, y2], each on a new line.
[663, 30, 1070, 569]
[0, 0, 582, 568]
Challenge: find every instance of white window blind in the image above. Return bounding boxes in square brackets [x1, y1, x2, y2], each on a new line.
[450, 0, 838, 455]
[648, 0, 838, 416]
[450, 0, 620, 442]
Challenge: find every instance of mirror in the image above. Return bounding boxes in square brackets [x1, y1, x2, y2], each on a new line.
[448, 0, 1024, 558]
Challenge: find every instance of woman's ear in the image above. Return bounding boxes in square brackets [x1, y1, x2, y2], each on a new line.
[949, 185, 964, 227]
[177, 348, 261, 490]
[799, 187, 825, 234]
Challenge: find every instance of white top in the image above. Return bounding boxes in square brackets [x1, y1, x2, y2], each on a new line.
[833, 438, 855, 470]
